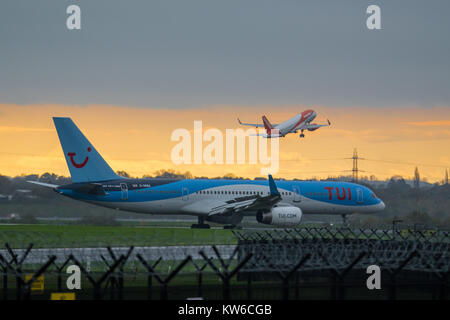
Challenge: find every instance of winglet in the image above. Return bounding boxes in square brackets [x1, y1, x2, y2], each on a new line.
[327, 119, 331, 126]
[268, 174, 280, 196]
[237, 118, 242, 125]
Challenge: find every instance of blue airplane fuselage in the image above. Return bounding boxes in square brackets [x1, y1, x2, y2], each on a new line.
[57, 178, 385, 216]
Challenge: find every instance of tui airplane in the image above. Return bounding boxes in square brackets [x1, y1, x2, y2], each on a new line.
[29, 117, 384, 228]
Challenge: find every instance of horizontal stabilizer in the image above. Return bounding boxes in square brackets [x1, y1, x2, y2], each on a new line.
[27, 181, 58, 188]
[237, 118, 265, 128]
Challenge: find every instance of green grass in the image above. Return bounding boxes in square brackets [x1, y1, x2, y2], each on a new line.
[0, 224, 238, 248]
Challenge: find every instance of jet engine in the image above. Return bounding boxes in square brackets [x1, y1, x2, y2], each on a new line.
[256, 207, 302, 227]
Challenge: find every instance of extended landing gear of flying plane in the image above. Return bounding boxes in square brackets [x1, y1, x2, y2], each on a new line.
[299, 130, 305, 138]
[191, 216, 210, 229]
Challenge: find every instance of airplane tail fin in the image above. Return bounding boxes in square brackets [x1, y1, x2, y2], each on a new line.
[262, 115, 274, 134]
[268, 174, 280, 196]
[53, 117, 122, 183]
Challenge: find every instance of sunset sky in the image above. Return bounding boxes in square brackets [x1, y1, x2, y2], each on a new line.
[0, 104, 448, 182]
[1, 1, 449, 182]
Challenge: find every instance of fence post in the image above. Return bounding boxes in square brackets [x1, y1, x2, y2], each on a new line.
[137, 254, 191, 300]
[320, 251, 366, 300]
[68, 254, 125, 300]
[386, 251, 418, 300]
[50, 256, 71, 292]
[276, 254, 311, 300]
[2, 243, 34, 300]
[0, 254, 56, 300]
[132, 256, 161, 300]
[191, 260, 208, 298]
[0, 261, 7, 300]
[104, 246, 134, 300]
[199, 246, 253, 301]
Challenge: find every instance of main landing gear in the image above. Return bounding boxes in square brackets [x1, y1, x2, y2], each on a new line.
[191, 216, 210, 229]
[299, 130, 305, 138]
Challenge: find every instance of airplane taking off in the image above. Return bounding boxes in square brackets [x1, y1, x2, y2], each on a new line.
[238, 109, 330, 138]
[29, 118, 384, 228]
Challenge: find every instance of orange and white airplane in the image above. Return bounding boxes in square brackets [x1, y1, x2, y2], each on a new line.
[238, 109, 330, 138]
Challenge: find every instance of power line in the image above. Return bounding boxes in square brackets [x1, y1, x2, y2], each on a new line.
[280, 155, 448, 169]
[363, 158, 449, 169]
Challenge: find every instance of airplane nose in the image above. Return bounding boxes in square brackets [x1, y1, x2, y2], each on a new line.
[378, 201, 385, 210]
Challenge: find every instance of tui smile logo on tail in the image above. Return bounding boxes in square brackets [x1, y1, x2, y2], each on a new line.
[67, 147, 91, 168]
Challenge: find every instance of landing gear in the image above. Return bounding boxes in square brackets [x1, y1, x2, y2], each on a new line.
[341, 214, 347, 226]
[191, 216, 210, 229]
[299, 130, 305, 138]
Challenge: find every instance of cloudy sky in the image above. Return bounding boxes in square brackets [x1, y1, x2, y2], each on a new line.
[0, 0, 449, 181]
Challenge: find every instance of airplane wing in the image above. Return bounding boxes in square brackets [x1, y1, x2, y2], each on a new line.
[299, 119, 331, 130]
[237, 118, 278, 128]
[180, 175, 282, 216]
[249, 133, 284, 138]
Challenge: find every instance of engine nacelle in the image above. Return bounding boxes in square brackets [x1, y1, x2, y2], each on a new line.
[256, 207, 302, 227]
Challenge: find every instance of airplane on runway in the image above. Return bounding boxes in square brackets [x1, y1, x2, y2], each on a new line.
[29, 117, 384, 228]
[238, 109, 330, 138]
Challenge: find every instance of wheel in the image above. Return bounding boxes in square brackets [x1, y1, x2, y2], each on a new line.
[300, 134, 305, 138]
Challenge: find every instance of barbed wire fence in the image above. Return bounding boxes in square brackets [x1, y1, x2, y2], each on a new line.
[0, 227, 448, 300]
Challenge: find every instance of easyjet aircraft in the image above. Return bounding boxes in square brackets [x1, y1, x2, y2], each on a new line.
[238, 109, 330, 138]
[29, 118, 384, 229]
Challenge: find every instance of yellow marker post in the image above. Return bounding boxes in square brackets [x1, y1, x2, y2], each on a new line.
[50, 292, 76, 300]
[25, 274, 44, 294]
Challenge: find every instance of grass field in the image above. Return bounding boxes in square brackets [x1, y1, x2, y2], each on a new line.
[0, 224, 238, 248]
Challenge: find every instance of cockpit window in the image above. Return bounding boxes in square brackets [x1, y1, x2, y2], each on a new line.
[371, 193, 377, 199]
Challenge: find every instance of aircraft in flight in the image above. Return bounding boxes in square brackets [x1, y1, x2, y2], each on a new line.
[29, 117, 384, 228]
[238, 109, 330, 138]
